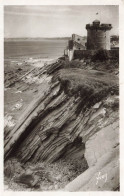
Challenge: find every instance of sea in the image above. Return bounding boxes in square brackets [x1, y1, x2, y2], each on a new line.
[4, 39, 68, 61]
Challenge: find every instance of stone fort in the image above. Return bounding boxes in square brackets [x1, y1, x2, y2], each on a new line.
[65, 20, 118, 61]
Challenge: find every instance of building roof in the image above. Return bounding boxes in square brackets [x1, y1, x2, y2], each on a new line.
[86, 20, 112, 30]
[93, 19, 100, 23]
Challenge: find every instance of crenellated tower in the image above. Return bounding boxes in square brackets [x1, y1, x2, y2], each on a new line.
[86, 20, 112, 50]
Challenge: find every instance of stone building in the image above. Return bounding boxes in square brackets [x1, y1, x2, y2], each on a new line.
[65, 34, 86, 61]
[65, 20, 118, 61]
[86, 20, 112, 50]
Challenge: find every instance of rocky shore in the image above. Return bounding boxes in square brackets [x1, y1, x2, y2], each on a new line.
[4, 56, 119, 191]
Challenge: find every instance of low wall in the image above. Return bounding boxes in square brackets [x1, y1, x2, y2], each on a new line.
[109, 49, 119, 59]
[74, 50, 96, 59]
[68, 50, 74, 61]
[74, 49, 119, 60]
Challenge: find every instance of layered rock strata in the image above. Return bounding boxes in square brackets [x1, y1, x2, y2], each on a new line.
[4, 60, 119, 191]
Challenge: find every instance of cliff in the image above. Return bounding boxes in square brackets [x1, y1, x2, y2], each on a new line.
[4, 58, 119, 191]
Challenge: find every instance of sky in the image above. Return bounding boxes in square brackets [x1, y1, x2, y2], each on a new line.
[4, 5, 119, 38]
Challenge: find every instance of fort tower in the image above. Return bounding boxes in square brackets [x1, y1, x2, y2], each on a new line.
[86, 20, 112, 50]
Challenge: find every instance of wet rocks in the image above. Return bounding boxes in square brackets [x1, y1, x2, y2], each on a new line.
[14, 174, 36, 187]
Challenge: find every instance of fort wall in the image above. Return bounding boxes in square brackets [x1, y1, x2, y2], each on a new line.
[74, 49, 119, 59]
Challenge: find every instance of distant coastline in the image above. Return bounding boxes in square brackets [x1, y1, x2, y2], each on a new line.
[4, 37, 71, 42]
[4, 35, 117, 42]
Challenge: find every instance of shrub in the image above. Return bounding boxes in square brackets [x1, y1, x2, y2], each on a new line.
[92, 49, 110, 62]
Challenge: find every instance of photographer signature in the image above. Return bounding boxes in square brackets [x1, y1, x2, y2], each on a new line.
[96, 172, 107, 185]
